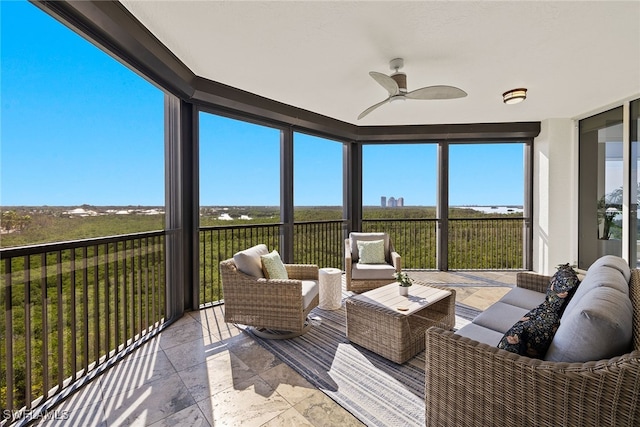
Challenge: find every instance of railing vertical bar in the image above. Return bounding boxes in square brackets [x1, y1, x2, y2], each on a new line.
[4, 257, 14, 411]
[24, 256, 32, 407]
[70, 250, 77, 379]
[93, 245, 100, 365]
[114, 242, 120, 351]
[144, 236, 149, 331]
[82, 246, 89, 372]
[105, 244, 110, 355]
[151, 236, 157, 326]
[130, 239, 135, 341]
[202, 229, 208, 305]
[56, 250, 64, 388]
[41, 252, 49, 400]
[137, 238, 143, 336]
[123, 240, 128, 347]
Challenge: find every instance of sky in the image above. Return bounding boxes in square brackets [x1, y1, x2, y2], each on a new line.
[1, 1, 524, 208]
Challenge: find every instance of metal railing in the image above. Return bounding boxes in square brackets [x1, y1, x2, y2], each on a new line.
[0, 231, 166, 421]
[364, 217, 525, 270]
[199, 223, 280, 305]
[292, 220, 346, 268]
[363, 218, 439, 269]
[448, 218, 524, 269]
[0, 216, 525, 420]
[199, 217, 524, 305]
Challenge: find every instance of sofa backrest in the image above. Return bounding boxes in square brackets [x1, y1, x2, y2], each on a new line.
[545, 256, 636, 362]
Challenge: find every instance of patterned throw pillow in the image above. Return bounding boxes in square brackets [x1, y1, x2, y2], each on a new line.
[260, 250, 289, 280]
[546, 263, 580, 308]
[498, 263, 581, 358]
[357, 239, 386, 264]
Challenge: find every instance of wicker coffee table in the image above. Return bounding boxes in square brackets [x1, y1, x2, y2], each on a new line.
[345, 280, 456, 363]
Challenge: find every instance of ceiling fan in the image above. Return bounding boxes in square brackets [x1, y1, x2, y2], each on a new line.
[358, 58, 467, 120]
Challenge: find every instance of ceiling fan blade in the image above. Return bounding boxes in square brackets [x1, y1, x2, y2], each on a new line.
[369, 71, 400, 96]
[405, 85, 467, 100]
[358, 98, 390, 120]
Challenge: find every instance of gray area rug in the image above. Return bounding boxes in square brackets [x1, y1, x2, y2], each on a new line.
[246, 302, 481, 427]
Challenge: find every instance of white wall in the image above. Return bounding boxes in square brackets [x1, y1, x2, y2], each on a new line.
[532, 118, 578, 275]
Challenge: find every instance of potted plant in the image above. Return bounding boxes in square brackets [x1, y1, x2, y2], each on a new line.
[597, 189, 623, 257]
[394, 271, 413, 296]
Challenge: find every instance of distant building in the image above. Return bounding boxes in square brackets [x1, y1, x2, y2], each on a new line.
[397, 197, 404, 207]
[388, 197, 396, 207]
[381, 196, 387, 207]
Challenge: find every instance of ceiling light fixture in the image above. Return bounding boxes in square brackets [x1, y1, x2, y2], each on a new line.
[503, 88, 527, 104]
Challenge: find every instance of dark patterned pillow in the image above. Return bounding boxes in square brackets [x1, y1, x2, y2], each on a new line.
[498, 263, 581, 358]
[546, 263, 580, 306]
[497, 298, 563, 357]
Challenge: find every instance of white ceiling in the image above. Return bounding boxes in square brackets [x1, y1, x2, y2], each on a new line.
[121, 1, 640, 126]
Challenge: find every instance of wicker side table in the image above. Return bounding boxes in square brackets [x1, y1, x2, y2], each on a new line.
[345, 281, 456, 363]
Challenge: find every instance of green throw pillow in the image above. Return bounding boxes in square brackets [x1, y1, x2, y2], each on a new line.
[260, 250, 289, 279]
[357, 239, 386, 264]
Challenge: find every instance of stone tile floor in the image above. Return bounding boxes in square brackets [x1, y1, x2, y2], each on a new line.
[42, 271, 517, 426]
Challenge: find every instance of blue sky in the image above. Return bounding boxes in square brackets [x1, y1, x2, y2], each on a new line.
[1, 1, 524, 208]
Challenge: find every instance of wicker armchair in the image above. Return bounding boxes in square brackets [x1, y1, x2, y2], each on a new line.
[220, 257, 319, 339]
[424, 269, 640, 426]
[345, 232, 401, 292]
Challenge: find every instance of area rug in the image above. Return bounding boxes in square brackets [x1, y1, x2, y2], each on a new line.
[246, 302, 481, 427]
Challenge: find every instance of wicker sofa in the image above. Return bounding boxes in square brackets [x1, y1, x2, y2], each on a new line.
[425, 256, 640, 426]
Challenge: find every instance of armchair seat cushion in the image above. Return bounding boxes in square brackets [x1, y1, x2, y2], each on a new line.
[301, 280, 320, 309]
[351, 262, 396, 280]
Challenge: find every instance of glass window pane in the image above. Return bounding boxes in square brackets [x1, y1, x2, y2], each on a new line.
[578, 106, 624, 268]
[449, 143, 525, 217]
[630, 99, 640, 266]
[199, 113, 280, 224]
[294, 133, 343, 220]
[1, 2, 164, 247]
[362, 144, 437, 216]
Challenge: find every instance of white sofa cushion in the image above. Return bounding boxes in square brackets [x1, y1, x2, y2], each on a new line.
[233, 244, 269, 278]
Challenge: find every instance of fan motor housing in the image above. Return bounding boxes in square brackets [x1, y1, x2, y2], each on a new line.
[391, 73, 407, 92]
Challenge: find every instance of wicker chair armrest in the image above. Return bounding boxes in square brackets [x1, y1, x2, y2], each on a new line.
[425, 328, 640, 426]
[516, 271, 551, 292]
[390, 251, 401, 271]
[284, 263, 318, 280]
[345, 239, 353, 280]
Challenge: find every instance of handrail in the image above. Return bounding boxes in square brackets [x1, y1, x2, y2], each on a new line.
[0, 230, 166, 257]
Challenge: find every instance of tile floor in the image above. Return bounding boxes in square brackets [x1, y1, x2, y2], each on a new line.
[41, 271, 517, 427]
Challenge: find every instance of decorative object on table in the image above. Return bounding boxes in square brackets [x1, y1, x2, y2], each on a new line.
[394, 271, 413, 296]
